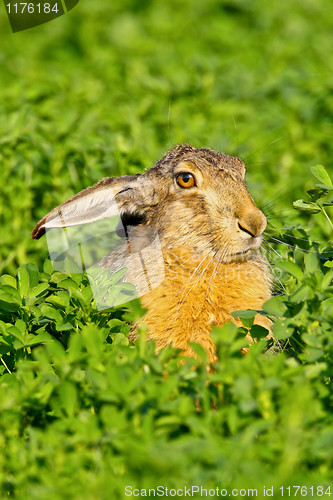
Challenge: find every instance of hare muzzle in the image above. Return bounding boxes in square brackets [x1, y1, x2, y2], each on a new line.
[238, 208, 267, 238]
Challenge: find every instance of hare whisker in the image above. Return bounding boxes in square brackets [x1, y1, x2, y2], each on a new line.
[260, 182, 296, 210]
[243, 137, 282, 161]
[232, 115, 239, 157]
[266, 236, 332, 255]
[205, 245, 230, 300]
[266, 209, 297, 217]
[273, 231, 333, 246]
[164, 253, 214, 333]
[167, 100, 174, 148]
[176, 253, 214, 306]
[259, 245, 287, 294]
[169, 242, 228, 323]
[262, 240, 284, 259]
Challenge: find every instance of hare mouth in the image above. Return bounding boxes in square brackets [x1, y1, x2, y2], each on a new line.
[222, 248, 257, 263]
[231, 249, 253, 259]
[235, 249, 251, 256]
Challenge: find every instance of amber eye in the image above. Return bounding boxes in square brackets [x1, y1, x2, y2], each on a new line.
[176, 172, 195, 188]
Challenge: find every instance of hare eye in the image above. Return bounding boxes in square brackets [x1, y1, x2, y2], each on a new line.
[176, 172, 195, 188]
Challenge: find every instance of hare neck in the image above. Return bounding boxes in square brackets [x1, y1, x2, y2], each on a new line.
[141, 245, 271, 324]
[138, 245, 272, 361]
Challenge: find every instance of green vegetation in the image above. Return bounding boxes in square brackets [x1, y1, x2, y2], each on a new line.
[0, 0, 332, 498]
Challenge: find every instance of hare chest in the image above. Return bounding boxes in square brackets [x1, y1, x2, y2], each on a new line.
[135, 247, 272, 362]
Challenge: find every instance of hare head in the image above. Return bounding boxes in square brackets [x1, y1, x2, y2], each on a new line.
[32, 144, 266, 263]
[32, 144, 272, 360]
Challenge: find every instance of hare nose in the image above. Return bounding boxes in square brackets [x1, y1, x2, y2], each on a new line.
[238, 210, 267, 237]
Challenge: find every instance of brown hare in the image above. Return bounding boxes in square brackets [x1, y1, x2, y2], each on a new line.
[32, 144, 272, 362]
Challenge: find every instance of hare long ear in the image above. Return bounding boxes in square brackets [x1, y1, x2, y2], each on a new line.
[32, 174, 157, 240]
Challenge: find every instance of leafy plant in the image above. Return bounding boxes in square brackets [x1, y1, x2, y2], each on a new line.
[293, 165, 333, 230]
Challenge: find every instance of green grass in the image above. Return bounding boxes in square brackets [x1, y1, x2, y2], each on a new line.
[0, 0, 332, 498]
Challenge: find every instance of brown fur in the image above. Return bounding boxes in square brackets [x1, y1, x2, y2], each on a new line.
[32, 144, 272, 362]
[131, 247, 272, 362]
